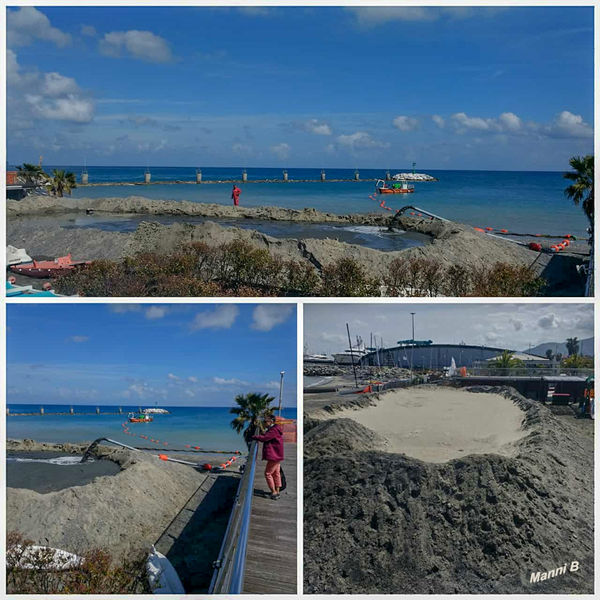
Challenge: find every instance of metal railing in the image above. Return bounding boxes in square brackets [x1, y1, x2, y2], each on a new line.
[209, 440, 258, 594]
[468, 367, 593, 378]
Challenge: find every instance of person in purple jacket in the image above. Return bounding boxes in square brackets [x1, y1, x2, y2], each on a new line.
[252, 413, 284, 500]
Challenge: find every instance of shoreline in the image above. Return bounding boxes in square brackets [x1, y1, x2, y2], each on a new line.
[7, 196, 590, 296]
[6, 439, 239, 563]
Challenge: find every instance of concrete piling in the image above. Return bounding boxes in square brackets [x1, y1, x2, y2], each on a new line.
[321, 169, 326, 182]
[242, 170, 248, 183]
[40, 407, 44, 415]
[354, 170, 360, 181]
[386, 171, 391, 181]
[144, 169, 151, 184]
[283, 170, 288, 182]
[81, 170, 89, 184]
[196, 169, 202, 183]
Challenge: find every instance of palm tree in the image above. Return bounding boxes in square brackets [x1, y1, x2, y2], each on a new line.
[564, 155, 594, 231]
[45, 169, 77, 197]
[545, 349, 554, 361]
[17, 163, 46, 187]
[489, 350, 524, 370]
[230, 392, 275, 445]
[566, 337, 580, 357]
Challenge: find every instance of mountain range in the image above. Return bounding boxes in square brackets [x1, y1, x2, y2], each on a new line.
[524, 337, 594, 357]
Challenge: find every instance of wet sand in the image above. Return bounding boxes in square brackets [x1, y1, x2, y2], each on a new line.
[336, 387, 526, 462]
[7, 451, 121, 493]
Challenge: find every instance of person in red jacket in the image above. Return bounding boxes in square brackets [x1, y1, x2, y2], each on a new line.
[231, 185, 241, 206]
[252, 413, 284, 500]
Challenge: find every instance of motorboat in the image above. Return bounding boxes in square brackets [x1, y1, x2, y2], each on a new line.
[10, 254, 91, 278]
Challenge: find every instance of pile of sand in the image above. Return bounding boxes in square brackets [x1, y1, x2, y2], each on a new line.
[6, 442, 207, 559]
[304, 386, 594, 594]
[336, 386, 526, 462]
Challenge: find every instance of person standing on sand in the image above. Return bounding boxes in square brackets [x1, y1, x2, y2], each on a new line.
[252, 413, 284, 500]
[231, 184, 241, 206]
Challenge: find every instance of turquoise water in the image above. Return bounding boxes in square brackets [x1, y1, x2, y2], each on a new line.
[26, 166, 588, 238]
[7, 404, 297, 452]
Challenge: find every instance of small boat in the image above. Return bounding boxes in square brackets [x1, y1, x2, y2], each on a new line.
[10, 254, 91, 278]
[128, 412, 153, 423]
[7, 245, 32, 266]
[376, 179, 414, 194]
[142, 407, 170, 414]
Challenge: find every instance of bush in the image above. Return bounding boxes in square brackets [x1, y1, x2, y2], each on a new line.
[52, 237, 546, 298]
[6, 531, 152, 594]
[321, 257, 381, 297]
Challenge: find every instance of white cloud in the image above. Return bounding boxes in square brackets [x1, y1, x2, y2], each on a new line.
[251, 305, 294, 332]
[432, 114, 445, 128]
[544, 111, 593, 139]
[265, 380, 281, 389]
[191, 305, 240, 330]
[304, 119, 332, 136]
[167, 373, 180, 381]
[213, 377, 249, 386]
[347, 7, 500, 26]
[81, 25, 97, 37]
[145, 306, 168, 320]
[67, 335, 89, 343]
[270, 142, 291, 160]
[392, 115, 419, 132]
[538, 314, 558, 329]
[337, 131, 390, 150]
[347, 7, 437, 26]
[8, 7, 72, 48]
[99, 30, 174, 63]
[498, 112, 522, 132]
[109, 304, 141, 314]
[451, 112, 492, 131]
[8, 50, 94, 125]
[42, 72, 80, 96]
[25, 93, 94, 123]
[188, 376, 198, 383]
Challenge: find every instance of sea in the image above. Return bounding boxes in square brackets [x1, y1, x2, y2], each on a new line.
[13, 165, 589, 242]
[6, 404, 297, 453]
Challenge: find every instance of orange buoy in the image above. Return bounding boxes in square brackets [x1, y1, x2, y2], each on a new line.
[500, 229, 508, 233]
[158, 454, 168, 461]
[203, 463, 212, 470]
[485, 227, 493, 231]
[474, 227, 485, 233]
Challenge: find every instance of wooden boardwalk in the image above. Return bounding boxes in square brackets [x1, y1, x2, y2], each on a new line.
[243, 442, 297, 594]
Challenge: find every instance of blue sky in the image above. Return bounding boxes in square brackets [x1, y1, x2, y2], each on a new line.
[7, 6, 594, 170]
[7, 303, 297, 407]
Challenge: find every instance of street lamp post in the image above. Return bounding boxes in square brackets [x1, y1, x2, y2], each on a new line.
[277, 371, 285, 417]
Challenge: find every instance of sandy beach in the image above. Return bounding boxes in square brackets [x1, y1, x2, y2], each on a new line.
[336, 386, 526, 462]
[6, 440, 239, 562]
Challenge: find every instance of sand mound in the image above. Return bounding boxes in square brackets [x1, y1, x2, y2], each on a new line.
[6, 442, 207, 559]
[336, 387, 526, 462]
[304, 387, 594, 593]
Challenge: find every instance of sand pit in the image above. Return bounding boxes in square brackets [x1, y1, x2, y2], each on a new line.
[337, 387, 526, 462]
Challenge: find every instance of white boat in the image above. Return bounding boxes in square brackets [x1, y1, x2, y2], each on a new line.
[7, 245, 32, 266]
[304, 353, 333, 364]
[333, 337, 369, 365]
[143, 407, 170, 414]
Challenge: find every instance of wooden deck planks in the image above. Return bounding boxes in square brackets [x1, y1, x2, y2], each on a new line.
[243, 442, 297, 594]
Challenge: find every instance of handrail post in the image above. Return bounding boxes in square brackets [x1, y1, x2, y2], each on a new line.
[208, 440, 259, 594]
